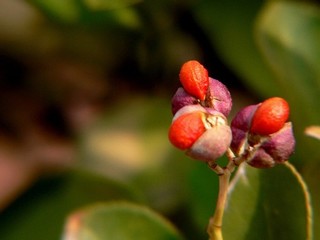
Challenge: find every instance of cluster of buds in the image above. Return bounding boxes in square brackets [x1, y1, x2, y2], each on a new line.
[230, 97, 295, 168]
[168, 60, 295, 169]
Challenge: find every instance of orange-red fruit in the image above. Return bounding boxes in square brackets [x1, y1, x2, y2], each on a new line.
[168, 111, 206, 150]
[250, 97, 289, 135]
[179, 60, 209, 101]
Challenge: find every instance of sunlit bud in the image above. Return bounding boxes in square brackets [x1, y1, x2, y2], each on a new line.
[169, 111, 206, 150]
[179, 60, 209, 101]
[187, 120, 232, 162]
[250, 97, 289, 135]
[169, 107, 232, 162]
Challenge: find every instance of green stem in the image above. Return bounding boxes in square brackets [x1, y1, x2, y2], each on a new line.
[284, 162, 313, 240]
[207, 168, 231, 240]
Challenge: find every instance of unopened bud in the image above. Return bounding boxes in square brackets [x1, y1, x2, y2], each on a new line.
[179, 60, 209, 101]
[250, 97, 289, 135]
[230, 104, 258, 155]
[171, 87, 198, 115]
[169, 107, 231, 162]
[247, 122, 295, 168]
[206, 78, 232, 117]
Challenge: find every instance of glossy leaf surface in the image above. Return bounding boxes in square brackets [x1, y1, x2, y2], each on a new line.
[223, 164, 312, 240]
[256, 1, 320, 132]
[255, 4, 320, 236]
[62, 202, 184, 240]
[0, 170, 138, 240]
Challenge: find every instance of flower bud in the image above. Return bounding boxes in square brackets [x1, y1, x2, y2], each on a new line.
[169, 106, 232, 162]
[206, 78, 232, 117]
[187, 123, 232, 162]
[247, 122, 295, 168]
[171, 87, 198, 115]
[179, 60, 209, 101]
[250, 97, 289, 135]
[171, 78, 232, 116]
[230, 104, 259, 155]
[169, 111, 206, 150]
[230, 99, 295, 168]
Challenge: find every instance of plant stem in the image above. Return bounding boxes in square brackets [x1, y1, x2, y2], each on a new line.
[284, 162, 313, 240]
[207, 168, 231, 240]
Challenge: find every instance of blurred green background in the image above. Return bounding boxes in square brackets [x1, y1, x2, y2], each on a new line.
[0, 0, 319, 239]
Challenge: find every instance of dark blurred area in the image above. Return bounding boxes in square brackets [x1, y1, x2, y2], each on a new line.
[0, 0, 248, 210]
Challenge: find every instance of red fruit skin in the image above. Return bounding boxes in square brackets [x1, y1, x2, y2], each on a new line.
[179, 60, 209, 101]
[168, 111, 206, 150]
[250, 97, 289, 135]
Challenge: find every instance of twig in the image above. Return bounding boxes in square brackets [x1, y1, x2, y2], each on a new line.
[207, 168, 231, 240]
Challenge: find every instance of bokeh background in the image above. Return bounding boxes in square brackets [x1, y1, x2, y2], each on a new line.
[0, 0, 319, 239]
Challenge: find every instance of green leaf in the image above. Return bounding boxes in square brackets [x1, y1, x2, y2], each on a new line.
[28, 0, 142, 29]
[28, 0, 81, 23]
[255, 1, 320, 140]
[223, 163, 312, 240]
[255, 7, 320, 234]
[83, 0, 142, 10]
[194, 0, 281, 96]
[188, 158, 220, 231]
[255, 1, 320, 127]
[62, 202, 184, 240]
[0, 169, 139, 240]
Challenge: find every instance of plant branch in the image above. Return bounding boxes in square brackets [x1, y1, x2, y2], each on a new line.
[207, 168, 231, 240]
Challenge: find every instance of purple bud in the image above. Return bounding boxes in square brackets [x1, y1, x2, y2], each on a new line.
[231, 104, 259, 131]
[230, 104, 259, 155]
[247, 122, 295, 168]
[206, 78, 232, 117]
[171, 78, 233, 117]
[246, 148, 275, 168]
[186, 111, 232, 162]
[171, 87, 198, 115]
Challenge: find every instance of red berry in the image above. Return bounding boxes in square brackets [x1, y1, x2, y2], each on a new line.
[168, 111, 206, 150]
[179, 60, 209, 101]
[250, 97, 289, 135]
